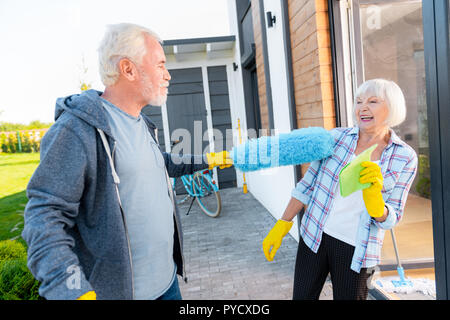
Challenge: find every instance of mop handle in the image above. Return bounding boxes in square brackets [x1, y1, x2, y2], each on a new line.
[390, 229, 402, 268]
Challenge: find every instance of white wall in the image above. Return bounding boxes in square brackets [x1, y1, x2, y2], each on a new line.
[227, 0, 251, 189]
[228, 0, 299, 241]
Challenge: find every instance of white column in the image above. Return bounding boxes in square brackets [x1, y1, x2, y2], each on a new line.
[161, 102, 171, 152]
[201, 66, 219, 185]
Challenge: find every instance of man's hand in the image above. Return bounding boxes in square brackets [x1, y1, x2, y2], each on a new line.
[206, 151, 233, 170]
[359, 161, 385, 218]
[77, 291, 97, 300]
[262, 220, 294, 261]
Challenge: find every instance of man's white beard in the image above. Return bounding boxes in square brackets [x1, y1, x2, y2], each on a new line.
[140, 71, 168, 106]
[149, 92, 167, 106]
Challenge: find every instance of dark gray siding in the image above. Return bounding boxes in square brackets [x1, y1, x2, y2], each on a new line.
[208, 66, 237, 189]
[166, 67, 208, 194]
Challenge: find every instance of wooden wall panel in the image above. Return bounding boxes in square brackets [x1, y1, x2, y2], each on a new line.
[288, 0, 335, 131]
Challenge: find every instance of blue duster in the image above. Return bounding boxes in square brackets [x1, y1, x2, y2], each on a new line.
[231, 127, 334, 172]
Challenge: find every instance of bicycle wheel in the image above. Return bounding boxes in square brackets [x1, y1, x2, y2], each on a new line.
[192, 171, 222, 218]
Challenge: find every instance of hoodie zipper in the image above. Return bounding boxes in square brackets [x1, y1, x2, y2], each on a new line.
[108, 137, 135, 299]
[114, 182, 135, 299]
[171, 183, 188, 283]
[114, 141, 135, 299]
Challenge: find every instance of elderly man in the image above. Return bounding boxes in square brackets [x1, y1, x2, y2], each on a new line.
[22, 23, 232, 300]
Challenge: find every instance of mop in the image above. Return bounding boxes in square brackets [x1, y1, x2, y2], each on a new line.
[231, 127, 334, 172]
[374, 229, 436, 297]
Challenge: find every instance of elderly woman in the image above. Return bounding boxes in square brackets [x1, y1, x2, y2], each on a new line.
[262, 79, 418, 300]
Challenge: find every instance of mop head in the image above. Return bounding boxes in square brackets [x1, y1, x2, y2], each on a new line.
[374, 277, 436, 296]
[231, 127, 334, 172]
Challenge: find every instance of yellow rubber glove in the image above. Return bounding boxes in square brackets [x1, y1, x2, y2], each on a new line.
[76, 291, 97, 300]
[262, 219, 294, 262]
[206, 151, 233, 169]
[359, 161, 385, 218]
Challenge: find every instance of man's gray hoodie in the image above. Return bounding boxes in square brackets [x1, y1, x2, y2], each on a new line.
[22, 89, 208, 300]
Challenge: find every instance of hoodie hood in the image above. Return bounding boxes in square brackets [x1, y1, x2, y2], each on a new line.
[55, 89, 113, 136]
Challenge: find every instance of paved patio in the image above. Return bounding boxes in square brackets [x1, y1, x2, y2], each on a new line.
[177, 187, 337, 300]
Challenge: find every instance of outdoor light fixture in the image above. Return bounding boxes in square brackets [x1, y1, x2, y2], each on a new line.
[266, 11, 276, 28]
[233, 62, 238, 71]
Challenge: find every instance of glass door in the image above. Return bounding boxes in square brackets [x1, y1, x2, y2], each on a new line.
[346, 0, 435, 299]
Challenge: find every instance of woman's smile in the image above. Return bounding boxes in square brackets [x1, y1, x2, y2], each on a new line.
[360, 115, 374, 123]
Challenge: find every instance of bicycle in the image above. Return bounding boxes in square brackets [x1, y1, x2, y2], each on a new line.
[172, 169, 222, 218]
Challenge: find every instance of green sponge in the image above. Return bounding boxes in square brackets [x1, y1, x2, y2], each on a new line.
[339, 144, 377, 197]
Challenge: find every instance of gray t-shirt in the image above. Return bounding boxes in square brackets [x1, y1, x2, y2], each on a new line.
[101, 98, 175, 300]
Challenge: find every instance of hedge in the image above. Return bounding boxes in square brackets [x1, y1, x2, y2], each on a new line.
[0, 129, 47, 154]
[0, 240, 42, 300]
[0, 240, 27, 261]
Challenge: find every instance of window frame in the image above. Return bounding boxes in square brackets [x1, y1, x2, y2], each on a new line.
[422, 0, 450, 300]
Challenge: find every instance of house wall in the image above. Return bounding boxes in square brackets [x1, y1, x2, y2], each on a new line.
[287, 0, 336, 176]
[227, 0, 336, 241]
[246, 0, 299, 241]
[250, 0, 271, 132]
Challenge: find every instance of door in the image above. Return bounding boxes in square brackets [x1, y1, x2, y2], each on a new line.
[166, 67, 209, 195]
[422, 0, 450, 299]
[165, 66, 237, 194]
[250, 65, 262, 137]
[236, 0, 264, 138]
[207, 66, 237, 189]
[339, 0, 435, 298]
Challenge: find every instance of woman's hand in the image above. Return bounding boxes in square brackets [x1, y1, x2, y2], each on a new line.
[262, 220, 294, 261]
[359, 161, 386, 218]
[262, 197, 304, 261]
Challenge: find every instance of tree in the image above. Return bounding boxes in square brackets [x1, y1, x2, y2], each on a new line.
[79, 55, 92, 92]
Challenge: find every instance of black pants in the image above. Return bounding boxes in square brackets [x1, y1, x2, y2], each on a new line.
[293, 233, 372, 300]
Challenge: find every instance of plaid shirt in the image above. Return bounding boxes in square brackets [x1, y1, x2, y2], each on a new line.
[291, 127, 418, 273]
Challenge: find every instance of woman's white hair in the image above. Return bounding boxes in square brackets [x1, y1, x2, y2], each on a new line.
[98, 23, 162, 87]
[354, 78, 407, 128]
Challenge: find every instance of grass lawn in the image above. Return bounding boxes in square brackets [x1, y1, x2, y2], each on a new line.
[0, 153, 40, 245]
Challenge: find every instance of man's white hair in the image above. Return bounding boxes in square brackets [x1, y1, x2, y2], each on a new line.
[354, 78, 407, 128]
[98, 23, 162, 87]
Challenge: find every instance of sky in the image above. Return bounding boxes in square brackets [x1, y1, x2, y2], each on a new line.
[0, 0, 231, 124]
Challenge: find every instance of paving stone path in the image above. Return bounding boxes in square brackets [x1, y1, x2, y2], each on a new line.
[177, 187, 339, 300]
